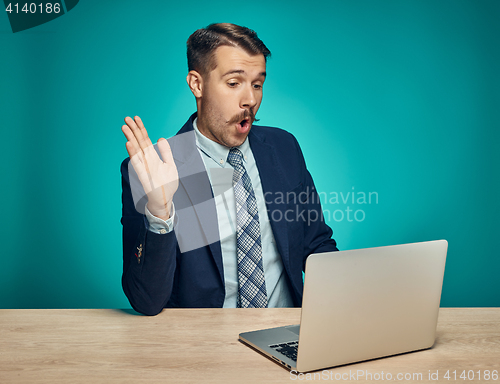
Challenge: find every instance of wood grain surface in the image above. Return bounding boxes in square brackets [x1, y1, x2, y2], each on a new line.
[0, 308, 499, 383]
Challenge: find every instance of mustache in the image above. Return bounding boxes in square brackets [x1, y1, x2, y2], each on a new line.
[226, 109, 259, 125]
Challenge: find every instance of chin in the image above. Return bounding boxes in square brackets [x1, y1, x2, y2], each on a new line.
[229, 135, 248, 148]
[222, 131, 249, 148]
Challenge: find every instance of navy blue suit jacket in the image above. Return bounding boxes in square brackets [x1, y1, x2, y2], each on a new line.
[121, 113, 338, 315]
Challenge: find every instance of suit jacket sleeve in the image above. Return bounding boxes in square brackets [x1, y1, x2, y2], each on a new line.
[120, 158, 178, 315]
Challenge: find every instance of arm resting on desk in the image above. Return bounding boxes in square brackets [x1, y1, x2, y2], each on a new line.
[121, 158, 178, 316]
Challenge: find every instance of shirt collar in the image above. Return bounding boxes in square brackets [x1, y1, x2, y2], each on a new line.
[193, 117, 249, 167]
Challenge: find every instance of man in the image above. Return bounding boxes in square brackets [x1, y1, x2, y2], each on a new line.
[121, 23, 338, 315]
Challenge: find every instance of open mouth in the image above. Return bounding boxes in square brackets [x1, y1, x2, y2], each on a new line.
[237, 118, 251, 134]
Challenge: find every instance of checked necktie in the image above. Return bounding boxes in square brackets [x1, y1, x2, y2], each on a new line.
[227, 148, 268, 308]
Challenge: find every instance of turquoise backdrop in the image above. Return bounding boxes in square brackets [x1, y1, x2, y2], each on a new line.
[1, 0, 498, 308]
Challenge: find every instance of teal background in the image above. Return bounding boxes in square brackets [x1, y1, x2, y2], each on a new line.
[1, 0, 498, 309]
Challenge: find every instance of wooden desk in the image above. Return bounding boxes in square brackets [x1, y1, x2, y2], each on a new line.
[0, 308, 499, 383]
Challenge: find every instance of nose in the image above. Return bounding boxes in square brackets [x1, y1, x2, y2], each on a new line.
[240, 84, 257, 110]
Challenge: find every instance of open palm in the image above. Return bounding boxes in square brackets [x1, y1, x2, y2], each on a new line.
[122, 116, 179, 220]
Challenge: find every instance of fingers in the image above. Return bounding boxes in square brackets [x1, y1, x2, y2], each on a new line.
[134, 116, 159, 160]
[122, 115, 156, 166]
[133, 116, 154, 149]
[134, 116, 147, 137]
[122, 125, 141, 158]
[124, 116, 153, 152]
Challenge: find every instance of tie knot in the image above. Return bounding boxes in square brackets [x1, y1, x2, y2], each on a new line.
[227, 148, 244, 167]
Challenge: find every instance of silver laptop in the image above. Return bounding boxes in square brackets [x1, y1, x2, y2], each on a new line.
[239, 240, 448, 372]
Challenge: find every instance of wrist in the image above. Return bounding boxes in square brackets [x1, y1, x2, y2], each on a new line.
[147, 202, 172, 221]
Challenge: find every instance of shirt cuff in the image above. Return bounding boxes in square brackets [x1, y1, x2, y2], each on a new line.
[145, 203, 175, 234]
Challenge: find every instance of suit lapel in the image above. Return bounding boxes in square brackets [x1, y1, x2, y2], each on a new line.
[249, 131, 291, 273]
[169, 117, 224, 284]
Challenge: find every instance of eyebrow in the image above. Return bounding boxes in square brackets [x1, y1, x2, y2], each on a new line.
[221, 69, 267, 78]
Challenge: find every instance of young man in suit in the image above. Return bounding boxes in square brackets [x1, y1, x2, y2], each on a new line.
[121, 23, 338, 315]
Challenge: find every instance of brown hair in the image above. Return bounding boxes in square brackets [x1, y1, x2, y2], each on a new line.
[187, 23, 271, 76]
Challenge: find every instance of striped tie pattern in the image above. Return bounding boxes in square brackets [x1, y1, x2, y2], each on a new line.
[227, 148, 268, 308]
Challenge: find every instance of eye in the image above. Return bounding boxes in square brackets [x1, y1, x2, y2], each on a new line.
[253, 84, 263, 90]
[227, 82, 239, 88]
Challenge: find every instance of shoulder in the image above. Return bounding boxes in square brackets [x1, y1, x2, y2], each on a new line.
[250, 124, 300, 149]
[249, 124, 307, 174]
[121, 157, 131, 175]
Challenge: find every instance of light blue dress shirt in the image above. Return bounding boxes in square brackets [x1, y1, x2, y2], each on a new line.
[145, 119, 293, 308]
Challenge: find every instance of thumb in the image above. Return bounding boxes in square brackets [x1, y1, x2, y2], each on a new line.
[157, 138, 175, 165]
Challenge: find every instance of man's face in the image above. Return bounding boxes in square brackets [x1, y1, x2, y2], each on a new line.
[195, 45, 266, 148]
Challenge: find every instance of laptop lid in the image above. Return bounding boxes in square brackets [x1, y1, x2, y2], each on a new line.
[295, 240, 448, 372]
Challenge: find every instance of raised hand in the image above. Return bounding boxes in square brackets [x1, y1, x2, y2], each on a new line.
[122, 116, 179, 220]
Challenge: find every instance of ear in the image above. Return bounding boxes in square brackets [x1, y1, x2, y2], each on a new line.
[186, 70, 203, 98]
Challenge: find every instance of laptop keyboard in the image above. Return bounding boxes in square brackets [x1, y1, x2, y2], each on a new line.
[270, 341, 299, 361]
